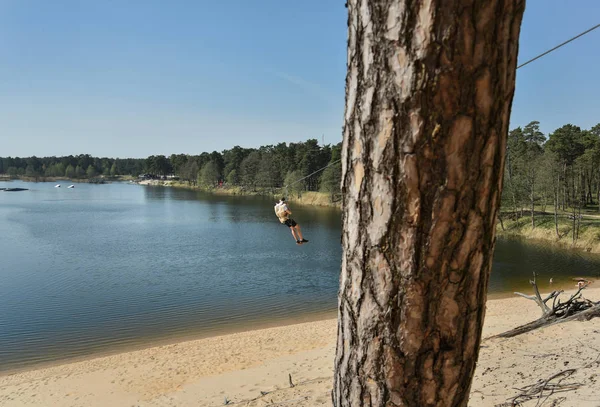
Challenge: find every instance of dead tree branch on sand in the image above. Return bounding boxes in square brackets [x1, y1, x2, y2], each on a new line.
[495, 273, 599, 338]
[494, 369, 582, 406]
[513, 273, 563, 317]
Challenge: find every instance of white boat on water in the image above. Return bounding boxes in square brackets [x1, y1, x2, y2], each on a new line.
[68, 185, 75, 188]
[55, 184, 61, 188]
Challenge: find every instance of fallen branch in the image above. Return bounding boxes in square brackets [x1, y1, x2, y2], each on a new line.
[496, 301, 600, 338]
[495, 273, 599, 338]
[513, 273, 569, 317]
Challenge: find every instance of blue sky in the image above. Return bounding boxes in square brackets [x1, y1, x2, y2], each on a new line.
[0, 1, 599, 158]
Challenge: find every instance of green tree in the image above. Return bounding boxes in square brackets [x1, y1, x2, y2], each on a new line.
[7, 167, 18, 177]
[546, 124, 586, 210]
[44, 164, 54, 177]
[65, 164, 75, 179]
[182, 160, 199, 185]
[538, 151, 561, 237]
[110, 162, 118, 176]
[521, 121, 545, 228]
[223, 146, 249, 184]
[225, 169, 238, 185]
[199, 161, 220, 187]
[25, 165, 37, 178]
[283, 170, 303, 198]
[154, 155, 172, 176]
[75, 165, 85, 179]
[55, 163, 65, 178]
[255, 149, 281, 188]
[209, 151, 224, 179]
[546, 124, 585, 165]
[169, 154, 188, 176]
[320, 144, 342, 201]
[504, 127, 526, 216]
[86, 165, 96, 179]
[240, 151, 261, 189]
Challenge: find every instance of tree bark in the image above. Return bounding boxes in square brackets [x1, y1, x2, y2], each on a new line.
[541, 189, 547, 214]
[530, 173, 535, 229]
[572, 184, 577, 245]
[562, 162, 567, 211]
[586, 174, 592, 205]
[577, 195, 582, 240]
[554, 180, 560, 238]
[333, 1, 525, 407]
[505, 144, 519, 216]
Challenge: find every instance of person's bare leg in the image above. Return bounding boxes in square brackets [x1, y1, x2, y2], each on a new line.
[295, 225, 304, 240]
[290, 227, 298, 241]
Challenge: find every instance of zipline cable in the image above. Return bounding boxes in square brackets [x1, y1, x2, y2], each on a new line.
[517, 22, 600, 69]
[283, 158, 341, 192]
[281, 22, 600, 192]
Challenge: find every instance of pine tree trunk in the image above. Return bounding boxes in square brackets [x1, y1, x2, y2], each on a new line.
[531, 175, 535, 229]
[541, 192, 547, 214]
[554, 184, 560, 238]
[505, 146, 518, 216]
[577, 199, 582, 240]
[333, 1, 525, 406]
[562, 163, 567, 211]
[572, 197, 577, 245]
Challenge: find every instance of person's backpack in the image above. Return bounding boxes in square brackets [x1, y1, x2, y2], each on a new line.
[274, 203, 287, 223]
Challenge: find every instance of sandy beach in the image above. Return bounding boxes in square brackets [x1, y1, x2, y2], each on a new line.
[1, 287, 599, 407]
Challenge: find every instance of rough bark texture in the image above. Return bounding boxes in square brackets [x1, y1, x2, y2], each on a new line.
[333, 1, 525, 406]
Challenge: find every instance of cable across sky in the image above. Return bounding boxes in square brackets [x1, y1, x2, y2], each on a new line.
[283, 21, 600, 190]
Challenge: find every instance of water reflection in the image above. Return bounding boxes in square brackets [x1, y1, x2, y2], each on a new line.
[142, 185, 174, 200]
[490, 237, 600, 294]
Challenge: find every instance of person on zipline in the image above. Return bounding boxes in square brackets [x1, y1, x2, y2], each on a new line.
[274, 198, 308, 244]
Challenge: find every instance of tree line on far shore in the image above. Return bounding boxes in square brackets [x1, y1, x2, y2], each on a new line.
[0, 139, 343, 197]
[0, 155, 143, 181]
[3, 121, 600, 211]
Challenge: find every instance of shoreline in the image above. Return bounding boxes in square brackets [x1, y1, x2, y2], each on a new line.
[2, 287, 599, 406]
[0, 316, 336, 378]
[0, 282, 587, 376]
[496, 211, 600, 254]
[1, 177, 339, 208]
[0, 309, 338, 377]
[0, 282, 582, 377]
[139, 179, 342, 208]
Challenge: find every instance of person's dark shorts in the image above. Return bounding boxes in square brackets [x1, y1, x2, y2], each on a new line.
[284, 218, 297, 228]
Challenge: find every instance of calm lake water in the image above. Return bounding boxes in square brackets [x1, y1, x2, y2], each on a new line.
[1, 181, 599, 372]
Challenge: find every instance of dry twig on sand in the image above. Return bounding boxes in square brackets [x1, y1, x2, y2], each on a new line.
[494, 369, 582, 406]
